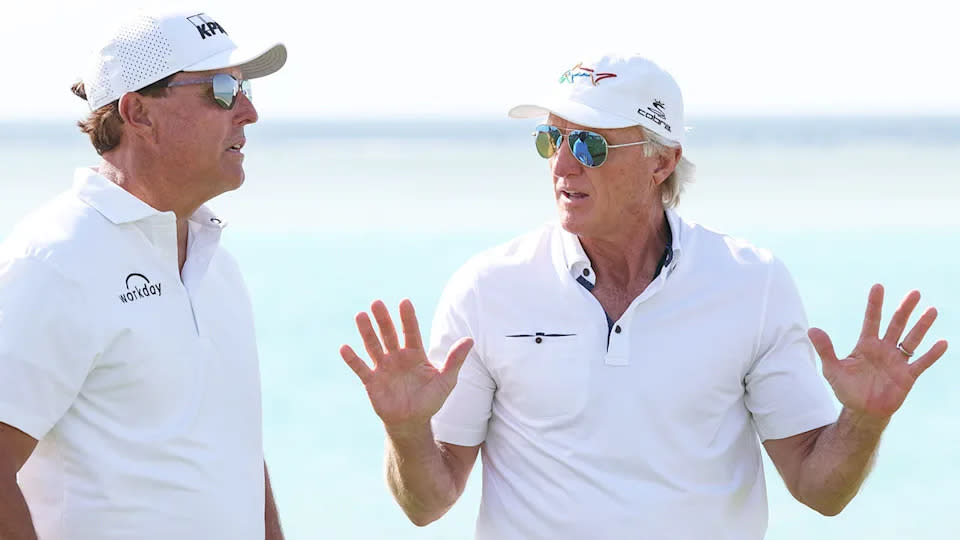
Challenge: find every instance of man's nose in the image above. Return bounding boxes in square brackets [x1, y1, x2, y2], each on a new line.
[552, 136, 584, 177]
[234, 92, 259, 125]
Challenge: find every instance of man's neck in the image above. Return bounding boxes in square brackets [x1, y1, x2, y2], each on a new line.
[579, 210, 670, 292]
[98, 160, 194, 273]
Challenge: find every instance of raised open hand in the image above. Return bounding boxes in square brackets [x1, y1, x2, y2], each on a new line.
[809, 284, 949, 420]
[340, 299, 474, 430]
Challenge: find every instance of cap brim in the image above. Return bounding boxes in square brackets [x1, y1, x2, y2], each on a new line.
[183, 43, 287, 79]
[508, 98, 638, 130]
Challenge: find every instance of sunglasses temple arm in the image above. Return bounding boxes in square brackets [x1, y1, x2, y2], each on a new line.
[606, 141, 651, 148]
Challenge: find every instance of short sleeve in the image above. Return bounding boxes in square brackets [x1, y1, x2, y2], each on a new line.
[0, 256, 99, 439]
[429, 265, 495, 447]
[744, 258, 838, 441]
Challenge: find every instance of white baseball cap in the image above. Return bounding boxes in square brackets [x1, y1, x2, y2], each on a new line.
[509, 54, 685, 146]
[81, 9, 287, 110]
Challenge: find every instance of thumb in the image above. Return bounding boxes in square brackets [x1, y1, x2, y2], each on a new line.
[808, 327, 840, 371]
[440, 337, 475, 384]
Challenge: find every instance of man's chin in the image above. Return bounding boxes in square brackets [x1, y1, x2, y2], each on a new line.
[558, 214, 588, 236]
[204, 173, 245, 203]
[226, 169, 245, 190]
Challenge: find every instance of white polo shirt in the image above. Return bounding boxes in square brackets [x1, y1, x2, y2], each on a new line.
[430, 209, 838, 540]
[0, 168, 265, 540]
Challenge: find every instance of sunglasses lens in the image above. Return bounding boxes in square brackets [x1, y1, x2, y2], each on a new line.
[240, 80, 252, 102]
[534, 125, 561, 159]
[212, 73, 239, 109]
[569, 131, 608, 167]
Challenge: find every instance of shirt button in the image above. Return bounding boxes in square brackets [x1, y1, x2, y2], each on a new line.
[583, 268, 591, 277]
[535, 337, 543, 344]
[614, 325, 622, 334]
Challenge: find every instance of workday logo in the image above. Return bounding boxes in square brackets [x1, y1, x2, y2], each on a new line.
[187, 13, 228, 40]
[558, 63, 617, 86]
[119, 273, 163, 304]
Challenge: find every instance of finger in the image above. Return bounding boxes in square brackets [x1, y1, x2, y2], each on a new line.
[859, 284, 884, 341]
[371, 300, 400, 353]
[908, 339, 949, 379]
[355, 312, 385, 366]
[900, 306, 939, 353]
[808, 327, 841, 371]
[882, 290, 921, 344]
[439, 337, 475, 385]
[399, 299, 425, 351]
[340, 344, 374, 383]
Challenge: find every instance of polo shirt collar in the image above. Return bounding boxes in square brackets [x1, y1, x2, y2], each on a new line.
[73, 167, 228, 230]
[561, 208, 685, 285]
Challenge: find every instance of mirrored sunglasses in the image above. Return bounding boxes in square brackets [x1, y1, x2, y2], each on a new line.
[165, 73, 252, 110]
[533, 124, 649, 168]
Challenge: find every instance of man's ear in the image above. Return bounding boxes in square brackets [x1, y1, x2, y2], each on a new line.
[117, 92, 156, 142]
[653, 147, 682, 186]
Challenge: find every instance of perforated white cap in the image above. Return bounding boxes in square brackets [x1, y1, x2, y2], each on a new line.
[81, 9, 286, 110]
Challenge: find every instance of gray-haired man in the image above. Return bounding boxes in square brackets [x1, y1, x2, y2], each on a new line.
[341, 53, 948, 539]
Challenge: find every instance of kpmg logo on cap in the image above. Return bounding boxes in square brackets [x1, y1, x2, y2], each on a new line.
[118, 273, 163, 304]
[638, 98, 672, 132]
[558, 63, 617, 86]
[187, 13, 228, 40]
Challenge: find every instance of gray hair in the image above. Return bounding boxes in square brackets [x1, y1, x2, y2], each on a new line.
[639, 126, 695, 208]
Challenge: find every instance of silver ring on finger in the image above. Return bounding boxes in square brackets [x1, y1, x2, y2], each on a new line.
[897, 342, 914, 357]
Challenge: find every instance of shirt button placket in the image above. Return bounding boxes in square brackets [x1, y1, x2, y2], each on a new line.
[605, 319, 630, 366]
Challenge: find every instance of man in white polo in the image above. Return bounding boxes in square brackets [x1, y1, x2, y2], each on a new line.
[0, 9, 287, 540]
[340, 53, 948, 539]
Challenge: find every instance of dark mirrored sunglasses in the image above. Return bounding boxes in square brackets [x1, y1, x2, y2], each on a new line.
[533, 124, 649, 168]
[165, 73, 252, 110]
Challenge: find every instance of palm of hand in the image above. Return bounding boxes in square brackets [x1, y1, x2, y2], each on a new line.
[340, 299, 474, 429]
[364, 348, 455, 426]
[810, 285, 948, 420]
[823, 337, 917, 418]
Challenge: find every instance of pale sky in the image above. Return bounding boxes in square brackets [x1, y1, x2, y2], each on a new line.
[2, 0, 958, 121]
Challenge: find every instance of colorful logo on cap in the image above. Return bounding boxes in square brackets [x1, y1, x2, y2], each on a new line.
[559, 63, 617, 86]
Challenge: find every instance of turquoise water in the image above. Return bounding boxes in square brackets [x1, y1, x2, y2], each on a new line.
[2, 119, 958, 538]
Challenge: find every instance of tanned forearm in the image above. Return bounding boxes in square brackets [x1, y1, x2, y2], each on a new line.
[264, 463, 283, 540]
[0, 477, 38, 540]
[384, 423, 464, 527]
[794, 408, 888, 515]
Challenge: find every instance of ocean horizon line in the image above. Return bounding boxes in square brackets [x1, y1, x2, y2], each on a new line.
[3, 115, 960, 145]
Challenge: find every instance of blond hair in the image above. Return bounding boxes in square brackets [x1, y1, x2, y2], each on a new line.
[639, 126, 695, 208]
